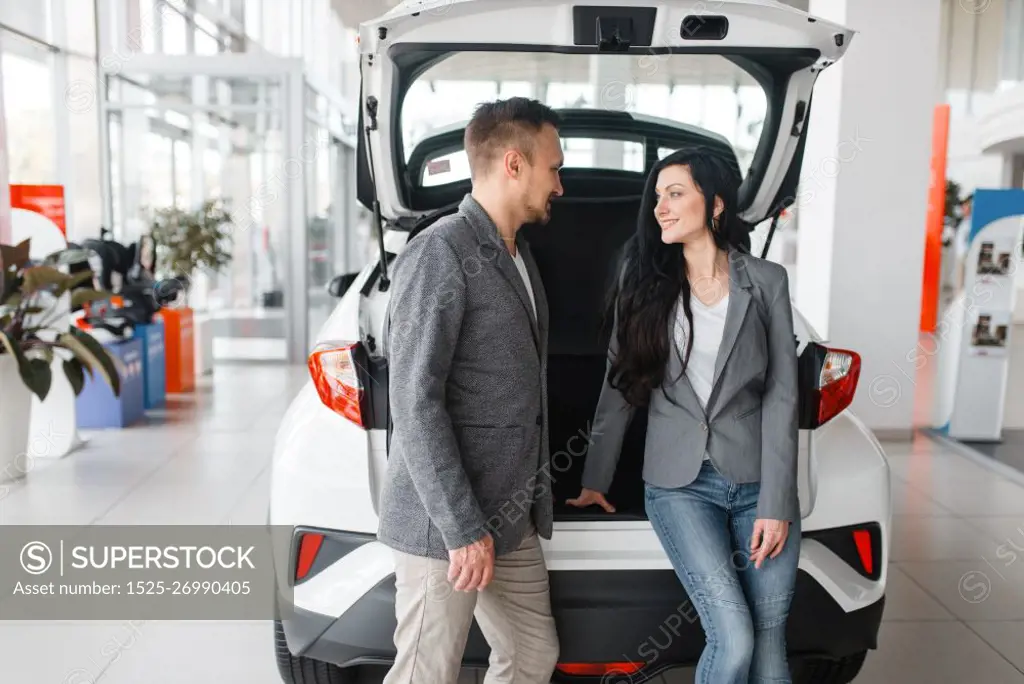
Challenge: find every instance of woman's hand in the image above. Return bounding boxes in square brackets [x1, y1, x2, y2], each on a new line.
[750, 518, 790, 569]
[566, 488, 616, 513]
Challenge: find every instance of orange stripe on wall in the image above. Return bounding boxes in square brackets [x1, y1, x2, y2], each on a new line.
[920, 104, 950, 334]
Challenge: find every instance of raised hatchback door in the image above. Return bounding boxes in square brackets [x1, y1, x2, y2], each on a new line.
[355, 0, 854, 225]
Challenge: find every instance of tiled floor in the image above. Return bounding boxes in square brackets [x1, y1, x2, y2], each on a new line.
[1, 364, 1024, 683]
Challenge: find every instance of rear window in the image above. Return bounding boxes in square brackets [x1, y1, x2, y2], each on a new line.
[401, 52, 768, 182]
[419, 137, 645, 187]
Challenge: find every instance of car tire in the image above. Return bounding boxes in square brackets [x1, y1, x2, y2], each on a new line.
[792, 651, 867, 684]
[274, 619, 357, 684]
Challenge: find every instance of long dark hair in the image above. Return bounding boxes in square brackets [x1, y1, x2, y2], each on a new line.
[605, 147, 751, 408]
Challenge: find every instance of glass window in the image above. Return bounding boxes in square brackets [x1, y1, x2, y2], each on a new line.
[174, 138, 192, 208]
[244, 0, 262, 42]
[0, 2, 50, 41]
[195, 15, 221, 55]
[135, 0, 158, 53]
[1, 49, 56, 184]
[108, 114, 123, 233]
[67, 54, 105, 242]
[59, 0, 98, 55]
[418, 138, 644, 188]
[400, 52, 768, 179]
[161, 3, 189, 54]
[144, 131, 175, 210]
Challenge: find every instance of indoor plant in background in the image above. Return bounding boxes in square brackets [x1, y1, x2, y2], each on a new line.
[148, 199, 235, 308]
[0, 239, 122, 483]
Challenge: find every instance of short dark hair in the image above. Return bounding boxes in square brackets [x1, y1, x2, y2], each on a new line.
[464, 97, 561, 179]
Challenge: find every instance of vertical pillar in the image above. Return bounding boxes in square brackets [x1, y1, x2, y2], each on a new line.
[286, 66, 309, 362]
[796, 0, 943, 439]
[921, 104, 951, 334]
[590, 55, 632, 168]
[0, 31, 11, 244]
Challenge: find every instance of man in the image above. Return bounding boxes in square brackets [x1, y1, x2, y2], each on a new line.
[378, 97, 565, 684]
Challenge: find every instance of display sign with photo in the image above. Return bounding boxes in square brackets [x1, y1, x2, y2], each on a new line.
[968, 310, 1010, 357]
[974, 235, 1018, 283]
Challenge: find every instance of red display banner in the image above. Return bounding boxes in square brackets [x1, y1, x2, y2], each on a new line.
[10, 184, 67, 236]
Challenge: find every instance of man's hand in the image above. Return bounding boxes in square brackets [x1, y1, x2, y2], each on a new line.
[447, 533, 495, 592]
[565, 488, 616, 513]
[750, 518, 790, 569]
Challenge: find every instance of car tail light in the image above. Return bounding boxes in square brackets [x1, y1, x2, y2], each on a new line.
[852, 528, 874, 577]
[817, 347, 860, 424]
[804, 522, 882, 581]
[295, 532, 324, 581]
[798, 343, 861, 429]
[556, 662, 644, 677]
[308, 341, 366, 427]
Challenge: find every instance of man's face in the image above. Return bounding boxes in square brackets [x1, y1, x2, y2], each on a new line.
[517, 124, 564, 225]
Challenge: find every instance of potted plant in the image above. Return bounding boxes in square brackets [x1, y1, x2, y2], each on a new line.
[0, 238, 121, 483]
[148, 199, 234, 308]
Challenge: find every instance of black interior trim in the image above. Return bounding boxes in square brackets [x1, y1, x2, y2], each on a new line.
[572, 6, 658, 47]
[405, 113, 740, 211]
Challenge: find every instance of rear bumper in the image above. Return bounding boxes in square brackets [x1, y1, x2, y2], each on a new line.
[281, 565, 884, 679]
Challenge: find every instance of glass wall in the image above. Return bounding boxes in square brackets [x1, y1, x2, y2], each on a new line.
[103, 68, 296, 359]
[938, 0, 1014, 117]
[2, 0, 375, 361]
[0, 0, 106, 243]
[1001, 0, 1024, 90]
[1, 42, 56, 185]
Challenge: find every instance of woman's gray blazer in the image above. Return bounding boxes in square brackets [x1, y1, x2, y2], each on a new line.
[580, 248, 801, 522]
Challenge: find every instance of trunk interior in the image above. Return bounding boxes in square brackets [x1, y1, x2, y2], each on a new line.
[520, 175, 649, 521]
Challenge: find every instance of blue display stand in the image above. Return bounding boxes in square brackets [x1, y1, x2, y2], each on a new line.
[135, 322, 166, 409]
[933, 188, 1024, 440]
[76, 336, 146, 429]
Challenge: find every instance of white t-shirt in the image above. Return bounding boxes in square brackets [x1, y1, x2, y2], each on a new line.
[512, 248, 537, 320]
[674, 292, 729, 459]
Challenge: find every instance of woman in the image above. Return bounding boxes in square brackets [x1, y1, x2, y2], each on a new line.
[567, 147, 801, 683]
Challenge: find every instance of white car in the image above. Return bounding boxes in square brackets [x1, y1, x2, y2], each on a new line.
[271, 2, 891, 682]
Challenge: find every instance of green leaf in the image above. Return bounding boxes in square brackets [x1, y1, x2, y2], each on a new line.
[71, 289, 113, 310]
[21, 266, 70, 294]
[0, 329, 40, 399]
[63, 357, 86, 395]
[58, 328, 121, 398]
[0, 290, 19, 309]
[0, 239, 31, 272]
[25, 357, 52, 402]
[64, 270, 94, 290]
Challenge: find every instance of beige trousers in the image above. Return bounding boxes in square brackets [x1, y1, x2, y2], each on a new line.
[382, 528, 559, 684]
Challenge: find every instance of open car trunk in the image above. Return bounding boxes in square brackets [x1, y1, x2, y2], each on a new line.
[519, 176, 648, 520]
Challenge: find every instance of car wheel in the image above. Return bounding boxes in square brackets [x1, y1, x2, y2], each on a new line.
[792, 651, 867, 684]
[274, 619, 357, 684]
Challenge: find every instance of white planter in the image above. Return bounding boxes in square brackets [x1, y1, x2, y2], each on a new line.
[194, 313, 214, 376]
[0, 355, 34, 484]
[29, 356, 82, 460]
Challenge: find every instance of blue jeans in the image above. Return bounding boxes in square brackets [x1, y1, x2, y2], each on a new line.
[645, 460, 801, 684]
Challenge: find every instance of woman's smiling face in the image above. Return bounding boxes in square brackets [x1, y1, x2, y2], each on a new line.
[653, 164, 717, 245]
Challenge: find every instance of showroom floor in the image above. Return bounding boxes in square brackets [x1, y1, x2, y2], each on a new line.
[1, 364, 1024, 683]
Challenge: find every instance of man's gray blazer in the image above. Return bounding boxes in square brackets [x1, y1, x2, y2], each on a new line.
[581, 248, 801, 522]
[378, 194, 553, 561]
